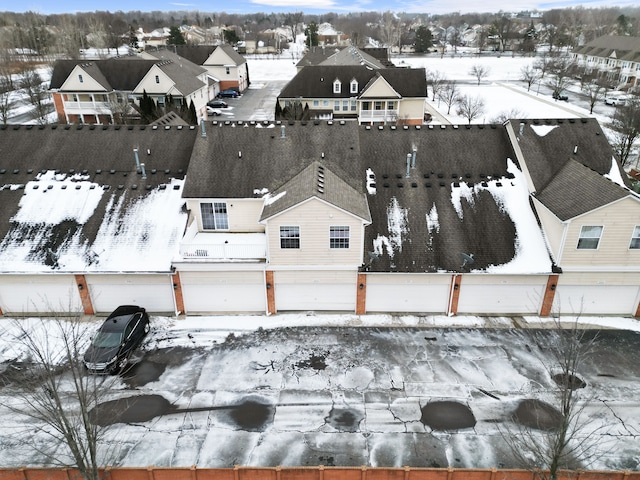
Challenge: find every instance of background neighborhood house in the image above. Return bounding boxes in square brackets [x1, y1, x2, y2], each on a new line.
[572, 35, 640, 88]
[0, 118, 639, 318]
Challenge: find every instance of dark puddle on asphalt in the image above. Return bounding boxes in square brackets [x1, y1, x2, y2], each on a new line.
[89, 395, 275, 431]
[552, 373, 586, 390]
[420, 400, 477, 430]
[325, 407, 363, 432]
[512, 399, 562, 430]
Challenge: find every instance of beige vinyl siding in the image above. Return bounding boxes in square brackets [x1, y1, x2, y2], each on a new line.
[267, 198, 364, 266]
[60, 66, 106, 91]
[532, 198, 564, 261]
[398, 98, 426, 121]
[360, 77, 398, 98]
[135, 66, 174, 95]
[187, 199, 265, 233]
[560, 197, 640, 267]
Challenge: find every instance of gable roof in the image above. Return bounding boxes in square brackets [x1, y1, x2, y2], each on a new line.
[279, 65, 427, 99]
[259, 161, 371, 222]
[0, 124, 197, 273]
[185, 121, 551, 274]
[206, 44, 247, 66]
[172, 45, 217, 65]
[573, 35, 640, 61]
[50, 58, 158, 91]
[509, 118, 634, 220]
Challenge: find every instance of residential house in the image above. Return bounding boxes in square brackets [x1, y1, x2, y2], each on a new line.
[173, 44, 249, 93]
[277, 65, 428, 124]
[49, 52, 215, 125]
[295, 46, 387, 72]
[1, 118, 638, 317]
[572, 35, 640, 88]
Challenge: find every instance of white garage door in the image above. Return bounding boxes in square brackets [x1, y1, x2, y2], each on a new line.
[0, 275, 80, 314]
[275, 271, 356, 311]
[457, 284, 546, 315]
[366, 283, 450, 313]
[181, 271, 266, 313]
[86, 275, 175, 314]
[553, 285, 640, 315]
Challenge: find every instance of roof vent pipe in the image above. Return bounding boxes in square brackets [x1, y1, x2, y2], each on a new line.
[200, 118, 207, 137]
[519, 122, 525, 136]
[411, 147, 417, 169]
[406, 153, 411, 178]
[574, 145, 578, 154]
[281, 125, 285, 138]
[133, 148, 140, 172]
[140, 162, 147, 180]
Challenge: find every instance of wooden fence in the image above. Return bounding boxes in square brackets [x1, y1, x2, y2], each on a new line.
[0, 466, 638, 480]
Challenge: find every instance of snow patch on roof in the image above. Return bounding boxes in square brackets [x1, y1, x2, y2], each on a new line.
[372, 197, 408, 259]
[604, 156, 626, 187]
[263, 191, 286, 205]
[426, 203, 439, 234]
[366, 168, 376, 195]
[11, 170, 104, 225]
[450, 181, 475, 219]
[530, 124, 558, 136]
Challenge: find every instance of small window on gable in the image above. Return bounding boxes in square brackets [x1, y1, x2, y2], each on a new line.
[155, 75, 160, 84]
[577, 225, 603, 250]
[333, 79, 341, 94]
[350, 79, 358, 93]
[630, 226, 640, 249]
[78, 74, 83, 83]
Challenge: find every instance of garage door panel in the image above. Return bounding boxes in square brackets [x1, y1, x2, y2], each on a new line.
[0, 277, 80, 314]
[275, 284, 355, 311]
[457, 285, 544, 315]
[180, 271, 266, 313]
[88, 283, 174, 314]
[366, 284, 449, 313]
[554, 285, 639, 315]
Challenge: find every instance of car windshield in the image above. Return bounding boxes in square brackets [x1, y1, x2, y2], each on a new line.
[92, 331, 123, 348]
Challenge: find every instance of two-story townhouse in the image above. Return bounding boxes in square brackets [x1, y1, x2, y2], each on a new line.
[0, 124, 197, 315]
[50, 53, 214, 125]
[173, 44, 249, 93]
[277, 65, 427, 125]
[572, 35, 640, 87]
[507, 118, 640, 315]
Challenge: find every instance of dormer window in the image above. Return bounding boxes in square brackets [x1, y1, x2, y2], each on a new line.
[350, 79, 358, 94]
[78, 74, 83, 83]
[333, 79, 341, 94]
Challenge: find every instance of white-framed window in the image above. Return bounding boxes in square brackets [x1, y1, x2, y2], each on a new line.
[351, 100, 357, 111]
[362, 101, 371, 111]
[350, 79, 358, 93]
[323, 100, 329, 107]
[630, 226, 640, 249]
[280, 226, 300, 249]
[342, 100, 349, 111]
[333, 80, 341, 94]
[155, 75, 160, 83]
[387, 101, 396, 110]
[374, 101, 383, 110]
[200, 202, 229, 230]
[313, 100, 319, 107]
[334, 100, 340, 111]
[577, 225, 603, 249]
[330, 226, 350, 249]
[78, 74, 83, 83]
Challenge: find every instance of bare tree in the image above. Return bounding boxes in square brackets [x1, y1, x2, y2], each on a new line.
[19, 67, 50, 124]
[580, 79, 607, 114]
[469, 64, 490, 85]
[545, 55, 575, 99]
[521, 64, 542, 92]
[0, 314, 120, 480]
[438, 81, 460, 114]
[456, 94, 485, 124]
[491, 107, 524, 123]
[611, 98, 640, 168]
[501, 319, 607, 480]
[426, 69, 447, 102]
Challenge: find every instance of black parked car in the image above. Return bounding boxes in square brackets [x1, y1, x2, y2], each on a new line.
[218, 89, 239, 98]
[552, 91, 569, 101]
[83, 305, 150, 374]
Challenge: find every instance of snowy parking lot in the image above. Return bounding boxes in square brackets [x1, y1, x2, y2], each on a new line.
[1, 314, 640, 470]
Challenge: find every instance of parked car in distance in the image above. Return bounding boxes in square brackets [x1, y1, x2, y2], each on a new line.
[552, 91, 569, 101]
[218, 89, 239, 98]
[207, 100, 228, 109]
[206, 106, 222, 116]
[605, 95, 627, 106]
[83, 305, 150, 374]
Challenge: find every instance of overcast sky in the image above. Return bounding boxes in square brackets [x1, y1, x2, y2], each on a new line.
[11, 0, 640, 16]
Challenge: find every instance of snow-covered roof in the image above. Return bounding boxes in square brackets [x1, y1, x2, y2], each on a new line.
[0, 125, 198, 273]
